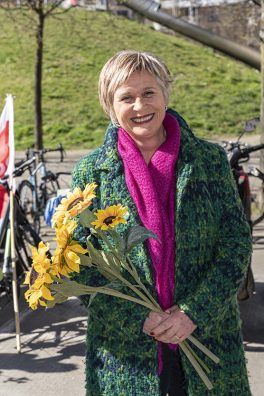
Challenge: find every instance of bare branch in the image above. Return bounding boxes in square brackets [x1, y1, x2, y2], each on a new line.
[44, 0, 68, 17]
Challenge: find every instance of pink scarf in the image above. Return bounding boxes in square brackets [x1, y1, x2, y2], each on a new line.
[117, 112, 181, 373]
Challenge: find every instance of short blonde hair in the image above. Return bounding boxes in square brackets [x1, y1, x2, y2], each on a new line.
[98, 50, 173, 123]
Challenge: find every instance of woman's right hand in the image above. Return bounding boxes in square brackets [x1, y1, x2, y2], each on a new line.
[143, 311, 170, 336]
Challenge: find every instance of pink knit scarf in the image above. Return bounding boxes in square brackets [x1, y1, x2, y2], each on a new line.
[117, 112, 181, 373]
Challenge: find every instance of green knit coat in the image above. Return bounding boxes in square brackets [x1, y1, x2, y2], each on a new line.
[72, 109, 252, 396]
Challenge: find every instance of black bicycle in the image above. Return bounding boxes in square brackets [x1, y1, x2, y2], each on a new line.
[18, 144, 71, 233]
[222, 118, 264, 229]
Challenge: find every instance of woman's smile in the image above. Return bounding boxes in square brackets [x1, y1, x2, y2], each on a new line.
[131, 113, 154, 124]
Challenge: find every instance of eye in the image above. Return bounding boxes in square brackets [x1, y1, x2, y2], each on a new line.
[121, 96, 133, 103]
[144, 90, 154, 97]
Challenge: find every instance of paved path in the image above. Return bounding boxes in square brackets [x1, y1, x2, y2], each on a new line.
[0, 141, 263, 395]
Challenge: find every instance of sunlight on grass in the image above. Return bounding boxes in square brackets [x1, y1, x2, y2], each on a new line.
[0, 8, 260, 149]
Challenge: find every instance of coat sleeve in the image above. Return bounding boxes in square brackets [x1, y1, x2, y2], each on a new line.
[178, 148, 252, 333]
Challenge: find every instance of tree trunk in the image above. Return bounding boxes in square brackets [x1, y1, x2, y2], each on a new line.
[260, 0, 264, 170]
[34, 12, 44, 150]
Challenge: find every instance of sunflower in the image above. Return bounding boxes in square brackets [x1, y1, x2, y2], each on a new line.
[24, 241, 58, 309]
[31, 241, 51, 273]
[91, 204, 128, 231]
[52, 183, 97, 227]
[24, 281, 54, 310]
[24, 263, 54, 310]
[53, 220, 88, 277]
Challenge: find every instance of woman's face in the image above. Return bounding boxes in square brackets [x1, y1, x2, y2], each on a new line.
[113, 71, 167, 142]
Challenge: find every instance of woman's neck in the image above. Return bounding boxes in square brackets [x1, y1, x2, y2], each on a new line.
[133, 129, 166, 164]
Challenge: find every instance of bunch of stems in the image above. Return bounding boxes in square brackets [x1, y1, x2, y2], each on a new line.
[58, 227, 220, 390]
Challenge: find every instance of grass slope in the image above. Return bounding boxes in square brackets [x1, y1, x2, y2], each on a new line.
[0, 8, 260, 149]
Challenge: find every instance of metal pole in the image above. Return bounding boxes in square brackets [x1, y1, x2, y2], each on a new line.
[122, 0, 260, 70]
[9, 178, 21, 353]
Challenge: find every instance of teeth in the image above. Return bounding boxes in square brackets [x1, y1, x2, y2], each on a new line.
[132, 114, 153, 123]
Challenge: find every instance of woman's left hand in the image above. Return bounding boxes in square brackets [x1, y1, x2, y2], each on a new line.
[144, 305, 197, 344]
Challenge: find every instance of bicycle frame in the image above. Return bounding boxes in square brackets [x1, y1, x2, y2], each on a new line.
[28, 159, 49, 215]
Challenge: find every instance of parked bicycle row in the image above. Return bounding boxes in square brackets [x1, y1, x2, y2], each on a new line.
[0, 145, 71, 308]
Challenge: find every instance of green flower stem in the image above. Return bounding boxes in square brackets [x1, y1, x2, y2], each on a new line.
[188, 335, 220, 364]
[96, 230, 159, 310]
[81, 285, 157, 311]
[99, 256, 159, 309]
[126, 256, 160, 310]
[114, 255, 160, 311]
[182, 340, 211, 374]
[92, 230, 160, 309]
[179, 341, 213, 391]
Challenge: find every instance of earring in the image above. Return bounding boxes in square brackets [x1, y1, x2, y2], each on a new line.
[165, 106, 168, 111]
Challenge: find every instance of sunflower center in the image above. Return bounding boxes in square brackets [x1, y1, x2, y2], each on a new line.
[103, 216, 116, 225]
[67, 197, 84, 210]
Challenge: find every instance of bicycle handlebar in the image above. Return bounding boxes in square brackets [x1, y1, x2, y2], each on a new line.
[229, 143, 264, 167]
[0, 157, 36, 185]
[26, 143, 65, 162]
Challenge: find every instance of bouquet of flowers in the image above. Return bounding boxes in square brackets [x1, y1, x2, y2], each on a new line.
[24, 183, 219, 390]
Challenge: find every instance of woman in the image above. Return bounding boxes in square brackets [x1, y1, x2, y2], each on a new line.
[72, 50, 252, 396]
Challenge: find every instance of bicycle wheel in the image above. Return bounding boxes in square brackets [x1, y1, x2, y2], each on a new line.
[18, 180, 40, 233]
[248, 172, 264, 226]
[15, 222, 42, 274]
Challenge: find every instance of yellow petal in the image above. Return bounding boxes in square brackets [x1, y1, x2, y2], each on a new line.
[24, 271, 31, 285]
[42, 273, 54, 284]
[64, 250, 80, 273]
[29, 289, 42, 304]
[40, 286, 54, 301]
[70, 242, 87, 254]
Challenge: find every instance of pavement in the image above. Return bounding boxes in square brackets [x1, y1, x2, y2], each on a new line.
[0, 140, 263, 396]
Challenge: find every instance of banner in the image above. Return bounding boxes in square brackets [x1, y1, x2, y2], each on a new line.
[0, 95, 15, 219]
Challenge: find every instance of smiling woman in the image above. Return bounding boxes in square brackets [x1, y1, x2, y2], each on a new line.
[72, 50, 252, 396]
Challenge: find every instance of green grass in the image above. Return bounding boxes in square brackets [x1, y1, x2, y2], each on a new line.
[0, 8, 261, 149]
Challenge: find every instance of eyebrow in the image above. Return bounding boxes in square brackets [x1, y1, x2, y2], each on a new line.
[117, 86, 156, 95]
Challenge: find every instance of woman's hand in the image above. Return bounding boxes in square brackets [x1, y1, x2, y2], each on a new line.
[143, 305, 197, 343]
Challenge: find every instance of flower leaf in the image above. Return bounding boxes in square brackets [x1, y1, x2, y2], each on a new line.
[79, 208, 96, 228]
[86, 240, 108, 267]
[51, 278, 88, 297]
[125, 225, 158, 253]
[46, 293, 68, 308]
[80, 254, 93, 267]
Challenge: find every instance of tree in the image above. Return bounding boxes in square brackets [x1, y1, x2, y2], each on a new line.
[0, 0, 74, 149]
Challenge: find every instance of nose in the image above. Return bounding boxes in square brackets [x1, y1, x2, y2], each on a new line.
[133, 97, 144, 111]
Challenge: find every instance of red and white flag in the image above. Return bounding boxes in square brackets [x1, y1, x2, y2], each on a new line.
[0, 95, 15, 218]
[0, 95, 15, 178]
